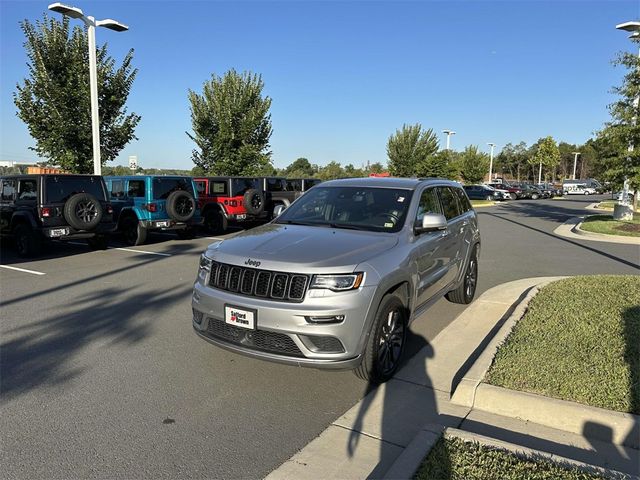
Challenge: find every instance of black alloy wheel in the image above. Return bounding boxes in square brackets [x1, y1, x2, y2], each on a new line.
[376, 308, 406, 377]
[464, 250, 478, 302]
[75, 200, 98, 224]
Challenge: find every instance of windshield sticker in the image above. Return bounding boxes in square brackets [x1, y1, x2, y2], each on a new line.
[384, 222, 394, 228]
[397, 197, 405, 202]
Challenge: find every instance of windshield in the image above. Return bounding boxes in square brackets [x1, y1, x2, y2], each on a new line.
[231, 178, 261, 196]
[275, 186, 413, 233]
[153, 178, 194, 200]
[45, 176, 106, 203]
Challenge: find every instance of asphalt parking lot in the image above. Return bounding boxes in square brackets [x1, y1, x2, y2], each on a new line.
[1, 195, 638, 479]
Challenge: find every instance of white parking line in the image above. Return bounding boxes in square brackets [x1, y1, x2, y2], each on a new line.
[206, 237, 224, 240]
[0, 265, 46, 276]
[113, 247, 171, 257]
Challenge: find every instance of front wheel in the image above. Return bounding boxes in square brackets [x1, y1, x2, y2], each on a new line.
[204, 209, 227, 235]
[509, 193, 517, 200]
[485, 195, 493, 201]
[531, 193, 539, 200]
[354, 295, 407, 384]
[14, 224, 42, 257]
[446, 244, 479, 305]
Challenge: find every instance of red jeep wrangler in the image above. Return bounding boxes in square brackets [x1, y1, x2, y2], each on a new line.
[194, 177, 266, 234]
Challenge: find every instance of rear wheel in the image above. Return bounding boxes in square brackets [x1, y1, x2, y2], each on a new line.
[485, 195, 493, 201]
[87, 234, 109, 250]
[446, 244, 479, 305]
[354, 295, 407, 384]
[509, 193, 517, 200]
[122, 217, 147, 246]
[14, 223, 42, 257]
[531, 193, 539, 200]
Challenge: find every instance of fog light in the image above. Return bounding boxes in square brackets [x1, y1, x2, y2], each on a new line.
[305, 315, 345, 324]
[193, 309, 204, 324]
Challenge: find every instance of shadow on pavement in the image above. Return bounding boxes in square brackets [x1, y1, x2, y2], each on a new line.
[480, 211, 640, 271]
[1, 284, 191, 403]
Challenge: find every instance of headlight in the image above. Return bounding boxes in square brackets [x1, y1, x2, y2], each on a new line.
[199, 253, 212, 272]
[310, 273, 364, 291]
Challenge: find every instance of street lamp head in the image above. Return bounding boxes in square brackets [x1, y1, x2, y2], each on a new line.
[96, 19, 129, 32]
[442, 130, 456, 135]
[487, 142, 496, 147]
[616, 21, 640, 32]
[48, 2, 84, 19]
[572, 152, 581, 155]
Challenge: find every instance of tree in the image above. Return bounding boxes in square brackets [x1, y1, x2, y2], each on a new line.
[284, 157, 316, 177]
[458, 146, 490, 184]
[601, 41, 640, 210]
[387, 124, 439, 177]
[529, 136, 560, 184]
[317, 161, 345, 180]
[367, 162, 385, 174]
[187, 69, 273, 176]
[415, 150, 458, 179]
[13, 15, 140, 174]
[495, 142, 529, 181]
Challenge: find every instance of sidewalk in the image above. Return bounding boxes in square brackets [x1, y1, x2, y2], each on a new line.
[266, 277, 639, 479]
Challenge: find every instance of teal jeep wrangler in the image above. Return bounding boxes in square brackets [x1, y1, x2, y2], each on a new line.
[105, 175, 201, 245]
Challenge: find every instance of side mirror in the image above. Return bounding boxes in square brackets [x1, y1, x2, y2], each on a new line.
[414, 213, 447, 235]
[273, 204, 286, 217]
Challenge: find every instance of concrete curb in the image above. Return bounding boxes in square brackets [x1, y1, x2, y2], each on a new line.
[553, 216, 640, 245]
[450, 276, 640, 450]
[573, 218, 640, 245]
[382, 424, 443, 480]
[472, 384, 640, 449]
[443, 427, 632, 480]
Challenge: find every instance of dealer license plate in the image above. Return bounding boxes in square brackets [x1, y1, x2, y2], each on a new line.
[225, 305, 256, 330]
[236, 214, 247, 220]
[156, 221, 170, 228]
[50, 228, 69, 237]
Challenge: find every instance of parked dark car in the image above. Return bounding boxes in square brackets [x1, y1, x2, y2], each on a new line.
[463, 184, 502, 201]
[513, 183, 543, 200]
[0, 174, 115, 256]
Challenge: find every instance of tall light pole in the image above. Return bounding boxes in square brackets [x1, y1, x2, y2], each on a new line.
[571, 152, 580, 180]
[487, 142, 496, 182]
[615, 20, 640, 206]
[48, 3, 128, 175]
[442, 129, 456, 150]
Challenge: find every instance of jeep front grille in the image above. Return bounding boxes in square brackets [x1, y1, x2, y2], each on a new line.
[208, 261, 309, 302]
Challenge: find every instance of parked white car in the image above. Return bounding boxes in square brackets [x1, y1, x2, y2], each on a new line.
[563, 184, 596, 195]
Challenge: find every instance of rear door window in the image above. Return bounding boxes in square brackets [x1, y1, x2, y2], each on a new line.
[266, 178, 285, 192]
[18, 179, 37, 201]
[45, 176, 106, 203]
[128, 180, 146, 198]
[286, 179, 302, 191]
[210, 181, 227, 195]
[437, 187, 462, 220]
[453, 187, 472, 213]
[195, 180, 207, 195]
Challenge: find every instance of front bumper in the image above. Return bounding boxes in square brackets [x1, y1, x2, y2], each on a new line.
[191, 279, 377, 369]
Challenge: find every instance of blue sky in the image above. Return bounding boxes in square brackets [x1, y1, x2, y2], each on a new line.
[1, 0, 638, 170]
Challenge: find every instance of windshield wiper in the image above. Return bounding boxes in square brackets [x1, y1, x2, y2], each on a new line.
[279, 220, 325, 226]
[328, 223, 371, 231]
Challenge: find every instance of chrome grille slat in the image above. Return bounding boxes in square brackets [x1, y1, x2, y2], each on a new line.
[207, 261, 309, 303]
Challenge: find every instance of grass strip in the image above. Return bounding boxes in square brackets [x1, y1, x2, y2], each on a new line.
[415, 437, 606, 480]
[486, 276, 640, 414]
[580, 215, 640, 238]
[470, 200, 495, 207]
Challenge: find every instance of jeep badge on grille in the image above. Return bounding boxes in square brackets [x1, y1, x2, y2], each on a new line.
[245, 259, 261, 267]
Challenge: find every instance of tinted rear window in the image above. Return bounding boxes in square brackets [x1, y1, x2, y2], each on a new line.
[153, 178, 194, 199]
[45, 176, 106, 203]
[231, 178, 260, 196]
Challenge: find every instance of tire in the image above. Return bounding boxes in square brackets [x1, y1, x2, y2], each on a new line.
[354, 295, 407, 384]
[584, 191, 590, 196]
[87, 234, 109, 250]
[14, 223, 42, 258]
[166, 190, 196, 222]
[485, 195, 493, 201]
[64, 193, 103, 230]
[176, 227, 196, 240]
[243, 189, 265, 216]
[509, 193, 517, 200]
[122, 216, 147, 246]
[531, 193, 539, 200]
[446, 244, 479, 305]
[204, 209, 227, 235]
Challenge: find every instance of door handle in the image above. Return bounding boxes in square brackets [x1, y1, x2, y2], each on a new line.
[440, 230, 449, 237]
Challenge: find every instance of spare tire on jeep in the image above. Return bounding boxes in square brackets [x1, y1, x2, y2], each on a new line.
[64, 193, 103, 230]
[243, 189, 264, 216]
[166, 190, 196, 222]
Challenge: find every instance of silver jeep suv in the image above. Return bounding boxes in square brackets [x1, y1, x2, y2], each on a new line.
[192, 177, 480, 383]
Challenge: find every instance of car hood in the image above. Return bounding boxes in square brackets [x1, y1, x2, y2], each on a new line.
[207, 223, 399, 272]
